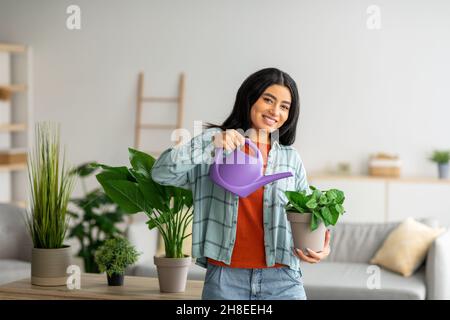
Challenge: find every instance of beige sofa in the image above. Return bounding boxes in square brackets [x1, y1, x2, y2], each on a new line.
[126, 218, 450, 300]
[0, 203, 32, 285]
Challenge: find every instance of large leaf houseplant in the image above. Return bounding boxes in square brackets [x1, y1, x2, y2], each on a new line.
[94, 148, 193, 293]
[26, 122, 77, 286]
[285, 186, 345, 253]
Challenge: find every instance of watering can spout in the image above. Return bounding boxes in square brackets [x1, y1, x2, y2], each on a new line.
[255, 172, 293, 188]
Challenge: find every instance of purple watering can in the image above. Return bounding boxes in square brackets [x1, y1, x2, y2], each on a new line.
[209, 138, 293, 198]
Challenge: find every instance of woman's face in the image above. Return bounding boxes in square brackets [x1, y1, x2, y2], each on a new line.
[250, 84, 291, 134]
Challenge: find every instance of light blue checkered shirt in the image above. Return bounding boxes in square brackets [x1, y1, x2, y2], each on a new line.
[151, 128, 309, 272]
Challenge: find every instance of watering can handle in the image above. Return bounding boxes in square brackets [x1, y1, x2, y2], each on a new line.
[245, 138, 262, 160]
[213, 138, 262, 163]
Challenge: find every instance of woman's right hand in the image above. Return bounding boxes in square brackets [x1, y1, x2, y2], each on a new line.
[212, 129, 246, 152]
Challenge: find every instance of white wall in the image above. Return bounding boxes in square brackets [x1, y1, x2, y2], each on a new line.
[1, 0, 450, 198]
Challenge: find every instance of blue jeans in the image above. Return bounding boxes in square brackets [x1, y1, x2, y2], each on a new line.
[201, 262, 307, 300]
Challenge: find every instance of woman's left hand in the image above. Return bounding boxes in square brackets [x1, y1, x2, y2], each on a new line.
[294, 229, 331, 264]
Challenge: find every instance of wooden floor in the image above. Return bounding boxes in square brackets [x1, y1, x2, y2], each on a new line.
[0, 273, 204, 300]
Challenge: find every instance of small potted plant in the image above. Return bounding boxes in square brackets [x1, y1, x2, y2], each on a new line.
[94, 237, 140, 286]
[93, 148, 194, 293]
[26, 122, 77, 286]
[430, 150, 450, 179]
[285, 186, 346, 253]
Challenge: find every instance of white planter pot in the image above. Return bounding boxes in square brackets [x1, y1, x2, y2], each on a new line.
[31, 246, 72, 286]
[287, 212, 326, 253]
[154, 255, 192, 293]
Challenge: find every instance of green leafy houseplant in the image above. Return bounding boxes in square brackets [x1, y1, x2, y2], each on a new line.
[285, 186, 346, 231]
[430, 150, 450, 164]
[26, 122, 77, 249]
[94, 237, 140, 277]
[93, 148, 193, 259]
[68, 162, 127, 273]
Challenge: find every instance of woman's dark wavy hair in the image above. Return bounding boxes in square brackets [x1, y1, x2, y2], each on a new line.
[205, 67, 300, 146]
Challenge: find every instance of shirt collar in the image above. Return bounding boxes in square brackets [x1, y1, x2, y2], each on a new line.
[271, 139, 281, 149]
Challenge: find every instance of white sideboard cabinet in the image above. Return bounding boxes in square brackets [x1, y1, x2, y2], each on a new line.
[309, 175, 450, 227]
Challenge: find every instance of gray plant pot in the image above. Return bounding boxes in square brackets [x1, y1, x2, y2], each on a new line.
[438, 163, 449, 179]
[31, 246, 72, 286]
[287, 212, 326, 253]
[154, 255, 192, 293]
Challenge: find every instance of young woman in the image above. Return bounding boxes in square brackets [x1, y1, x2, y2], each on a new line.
[151, 68, 331, 300]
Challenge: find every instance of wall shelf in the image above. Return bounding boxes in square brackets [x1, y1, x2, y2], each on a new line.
[309, 173, 450, 185]
[0, 163, 27, 172]
[0, 123, 27, 132]
[0, 84, 27, 93]
[309, 173, 450, 227]
[0, 43, 26, 53]
[0, 42, 32, 206]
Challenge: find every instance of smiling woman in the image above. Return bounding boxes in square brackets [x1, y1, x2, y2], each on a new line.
[151, 67, 329, 300]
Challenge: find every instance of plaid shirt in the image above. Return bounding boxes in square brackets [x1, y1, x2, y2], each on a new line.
[151, 128, 309, 272]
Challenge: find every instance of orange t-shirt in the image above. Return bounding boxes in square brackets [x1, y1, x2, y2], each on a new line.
[208, 141, 286, 269]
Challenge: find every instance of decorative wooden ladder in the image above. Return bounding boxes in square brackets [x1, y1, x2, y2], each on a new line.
[134, 72, 185, 157]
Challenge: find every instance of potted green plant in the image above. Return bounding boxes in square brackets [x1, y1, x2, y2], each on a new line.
[285, 186, 345, 253]
[430, 150, 450, 179]
[93, 148, 193, 293]
[94, 237, 140, 286]
[68, 162, 128, 273]
[26, 122, 77, 286]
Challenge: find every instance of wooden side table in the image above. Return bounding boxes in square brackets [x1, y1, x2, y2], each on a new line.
[0, 273, 203, 300]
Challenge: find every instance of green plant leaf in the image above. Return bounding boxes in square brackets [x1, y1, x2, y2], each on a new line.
[145, 211, 172, 229]
[285, 191, 308, 206]
[330, 189, 345, 203]
[128, 148, 155, 179]
[95, 165, 136, 183]
[69, 223, 85, 239]
[100, 180, 147, 213]
[306, 198, 317, 209]
[329, 206, 340, 225]
[321, 207, 332, 225]
[131, 170, 168, 212]
[319, 194, 329, 205]
[310, 212, 318, 231]
[71, 162, 99, 177]
[312, 189, 321, 200]
[335, 204, 345, 214]
[326, 189, 337, 201]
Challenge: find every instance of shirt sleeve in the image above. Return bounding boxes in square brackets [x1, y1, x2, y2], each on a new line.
[151, 128, 220, 190]
[295, 153, 310, 194]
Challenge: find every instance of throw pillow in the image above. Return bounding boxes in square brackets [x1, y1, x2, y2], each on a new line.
[370, 217, 445, 277]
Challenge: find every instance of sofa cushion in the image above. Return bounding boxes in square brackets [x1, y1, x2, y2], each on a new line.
[301, 262, 426, 300]
[328, 218, 438, 264]
[370, 218, 445, 277]
[0, 204, 33, 261]
[0, 260, 31, 286]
